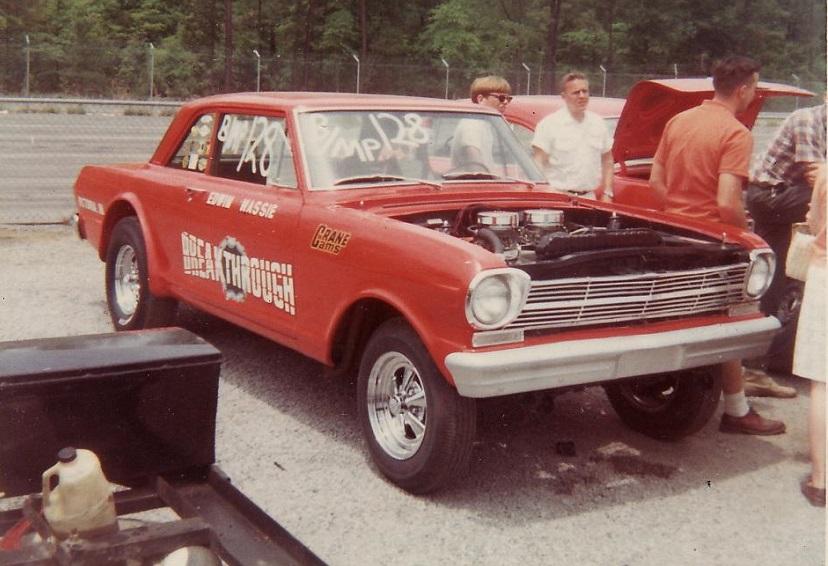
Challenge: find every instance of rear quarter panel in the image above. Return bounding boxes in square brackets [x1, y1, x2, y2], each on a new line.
[74, 163, 180, 297]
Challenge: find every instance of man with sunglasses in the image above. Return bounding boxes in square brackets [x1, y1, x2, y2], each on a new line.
[531, 72, 614, 201]
[451, 75, 512, 171]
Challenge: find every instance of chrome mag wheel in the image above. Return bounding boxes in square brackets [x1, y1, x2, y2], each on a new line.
[113, 244, 140, 320]
[366, 351, 428, 460]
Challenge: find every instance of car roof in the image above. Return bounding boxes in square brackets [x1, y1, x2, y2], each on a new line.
[504, 95, 626, 126]
[181, 91, 498, 114]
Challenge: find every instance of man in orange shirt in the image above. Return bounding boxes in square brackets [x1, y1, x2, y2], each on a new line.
[650, 55, 785, 435]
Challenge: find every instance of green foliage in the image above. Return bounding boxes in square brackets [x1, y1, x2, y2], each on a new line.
[0, 0, 823, 98]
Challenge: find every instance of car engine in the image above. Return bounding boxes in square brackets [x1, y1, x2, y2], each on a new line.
[402, 204, 748, 278]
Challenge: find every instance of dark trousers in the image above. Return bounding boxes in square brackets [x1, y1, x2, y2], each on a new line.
[754, 220, 793, 317]
[746, 182, 810, 373]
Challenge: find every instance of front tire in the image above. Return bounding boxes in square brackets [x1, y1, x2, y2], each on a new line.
[603, 366, 722, 440]
[105, 217, 177, 331]
[358, 319, 476, 494]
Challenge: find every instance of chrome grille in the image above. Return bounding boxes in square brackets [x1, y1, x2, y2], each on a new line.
[508, 263, 749, 330]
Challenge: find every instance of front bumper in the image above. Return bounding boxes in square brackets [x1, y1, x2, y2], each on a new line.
[445, 317, 780, 398]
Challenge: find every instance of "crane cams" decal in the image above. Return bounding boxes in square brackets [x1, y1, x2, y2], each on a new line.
[181, 231, 295, 315]
[310, 224, 351, 255]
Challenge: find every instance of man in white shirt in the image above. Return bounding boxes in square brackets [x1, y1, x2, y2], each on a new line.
[451, 75, 512, 172]
[531, 72, 614, 200]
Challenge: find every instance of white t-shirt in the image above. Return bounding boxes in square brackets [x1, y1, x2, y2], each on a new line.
[451, 118, 494, 169]
[531, 108, 612, 191]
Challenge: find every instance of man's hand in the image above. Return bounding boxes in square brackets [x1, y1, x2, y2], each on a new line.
[598, 151, 614, 202]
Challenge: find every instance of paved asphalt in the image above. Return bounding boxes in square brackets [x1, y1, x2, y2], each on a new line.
[0, 225, 824, 565]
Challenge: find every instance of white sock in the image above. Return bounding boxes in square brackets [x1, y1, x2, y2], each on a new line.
[723, 392, 750, 418]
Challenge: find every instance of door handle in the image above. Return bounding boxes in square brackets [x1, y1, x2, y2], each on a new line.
[184, 186, 207, 202]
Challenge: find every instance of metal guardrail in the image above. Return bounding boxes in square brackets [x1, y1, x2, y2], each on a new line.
[0, 96, 182, 107]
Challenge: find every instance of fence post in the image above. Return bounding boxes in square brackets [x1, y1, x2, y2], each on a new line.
[253, 49, 261, 92]
[441, 58, 449, 99]
[148, 43, 155, 99]
[599, 65, 607, 97]
[24, 35, 31, 97]
[521, 63, 531, 95]
[791, 73, 800, 109]
[352, 53, 360, 93]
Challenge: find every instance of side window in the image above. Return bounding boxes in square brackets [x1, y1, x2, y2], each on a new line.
[215, 114, 297, 188]
[169, 114, 214, 172]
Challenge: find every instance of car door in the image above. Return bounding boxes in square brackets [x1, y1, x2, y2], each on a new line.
[159, 111, 302, 341]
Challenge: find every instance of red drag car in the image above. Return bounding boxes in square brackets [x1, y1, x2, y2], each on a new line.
[503, 78, 814, 208]
[75, 92, 780, 493]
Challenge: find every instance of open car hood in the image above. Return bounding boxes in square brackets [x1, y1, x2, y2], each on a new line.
[612, 78, 814, 164]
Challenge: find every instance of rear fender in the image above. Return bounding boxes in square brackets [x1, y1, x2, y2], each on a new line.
[100, 196, 174, 297]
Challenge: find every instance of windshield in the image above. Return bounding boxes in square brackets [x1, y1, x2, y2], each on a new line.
[297, 110, 545, 189]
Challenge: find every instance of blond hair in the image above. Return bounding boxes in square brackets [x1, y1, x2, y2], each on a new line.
[469, 75, 512, 103]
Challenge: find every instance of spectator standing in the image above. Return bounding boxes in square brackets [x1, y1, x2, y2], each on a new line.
[796, 164, 826, 507]
[451, 75, 512, 171]
[743, 103, 827, 394]
[649, 55, 785, 435]
[531, 72, 614, 201]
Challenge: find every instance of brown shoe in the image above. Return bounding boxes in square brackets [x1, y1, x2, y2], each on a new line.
[743, 369, 797, 398]
[719, 408, 786, 435]
[801, 477, 826, 507]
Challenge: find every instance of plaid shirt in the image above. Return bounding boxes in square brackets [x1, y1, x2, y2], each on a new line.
[751, 103, 826, 187]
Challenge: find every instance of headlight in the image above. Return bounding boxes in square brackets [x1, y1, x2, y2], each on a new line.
[744, 249, 775, 299]
[465, 269, 530, 330]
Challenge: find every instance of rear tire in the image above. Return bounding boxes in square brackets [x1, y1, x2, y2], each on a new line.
[358, 318, 476, 494]
[105, 217, 177, 331]
[604, 366, 722, 440]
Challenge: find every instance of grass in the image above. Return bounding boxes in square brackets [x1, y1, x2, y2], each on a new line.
[123, 107, 152, 116]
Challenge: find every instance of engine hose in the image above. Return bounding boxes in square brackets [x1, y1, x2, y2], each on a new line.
[472, 227, 504, 254]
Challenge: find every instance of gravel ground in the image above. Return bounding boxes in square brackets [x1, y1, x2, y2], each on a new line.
[0, 225, 825, 565]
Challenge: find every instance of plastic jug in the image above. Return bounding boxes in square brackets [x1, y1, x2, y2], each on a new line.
[41, 447, 118, 539]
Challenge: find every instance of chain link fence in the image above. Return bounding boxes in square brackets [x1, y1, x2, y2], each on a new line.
[2, 41, 824, 100]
